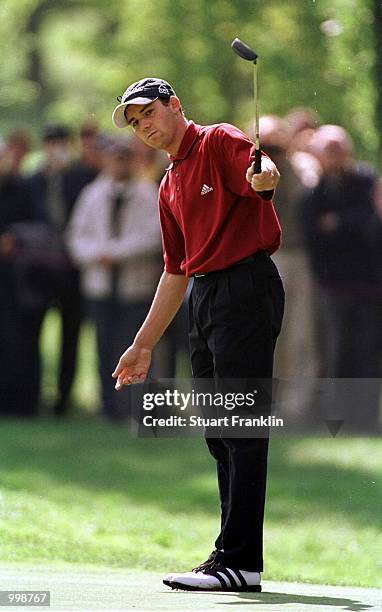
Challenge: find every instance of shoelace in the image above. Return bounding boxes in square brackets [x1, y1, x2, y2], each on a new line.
[192, 550, 218, 573]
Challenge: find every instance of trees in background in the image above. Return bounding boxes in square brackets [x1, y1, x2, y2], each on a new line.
[0, 0, 380, 163]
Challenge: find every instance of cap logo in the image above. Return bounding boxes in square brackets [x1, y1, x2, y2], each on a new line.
[122, 86, 144, 102]
[158, 85, 170, 95]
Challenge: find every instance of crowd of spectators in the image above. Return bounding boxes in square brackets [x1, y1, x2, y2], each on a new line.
[0, 122, 188, 421]
[252, 110, 382, 431]
[0, 111, 381, 429]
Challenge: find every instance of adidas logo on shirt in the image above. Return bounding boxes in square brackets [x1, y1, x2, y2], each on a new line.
[200, 184, 214, 195]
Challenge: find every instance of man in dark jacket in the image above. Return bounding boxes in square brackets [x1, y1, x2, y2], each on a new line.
[300, 125, 381, 430]
[0, 140, 45, 416]
[27, 124, 99, 416]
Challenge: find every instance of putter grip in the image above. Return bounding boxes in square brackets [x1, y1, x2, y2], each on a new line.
[253, 148, 262, 174]
[252, 150, 273, 199]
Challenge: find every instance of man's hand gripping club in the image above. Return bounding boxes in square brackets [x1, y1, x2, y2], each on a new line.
[246, 155, 280, 193]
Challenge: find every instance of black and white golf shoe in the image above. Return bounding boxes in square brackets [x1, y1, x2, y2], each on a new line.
[163, 561, 261, 592]
[163, 550, 217, 585]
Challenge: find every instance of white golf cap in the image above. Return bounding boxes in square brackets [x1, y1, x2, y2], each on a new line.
[112, 77, 175, 129]
[112, 97, 158, 128]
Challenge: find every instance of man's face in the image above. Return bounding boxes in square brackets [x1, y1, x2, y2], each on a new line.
[125, 98, 181, 151]
[43, 138, 71, 170]
[319, 141, 350, 173]
[107, 151, 134, 181]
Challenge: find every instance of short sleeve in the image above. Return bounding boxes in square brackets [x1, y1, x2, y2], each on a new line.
[209, 124, 274, 200]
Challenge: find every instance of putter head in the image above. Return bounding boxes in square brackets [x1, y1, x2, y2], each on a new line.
[231, 38, 258, 62]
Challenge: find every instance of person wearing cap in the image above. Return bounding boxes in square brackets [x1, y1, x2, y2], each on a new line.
[67, 135, 162, 421]
[112, 78, 284, 592]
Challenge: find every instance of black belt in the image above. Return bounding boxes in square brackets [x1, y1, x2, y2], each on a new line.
[193, 250, 268, 278]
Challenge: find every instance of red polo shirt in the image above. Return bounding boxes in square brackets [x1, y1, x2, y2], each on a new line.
[159, 121, 281, 276]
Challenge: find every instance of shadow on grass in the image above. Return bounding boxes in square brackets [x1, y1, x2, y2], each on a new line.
[0, 418, 380, 526]
[220, 590, 373, 610]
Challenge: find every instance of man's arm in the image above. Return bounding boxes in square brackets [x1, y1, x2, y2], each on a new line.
[209, 125, 280, 195]
[112, 271, 189, 389]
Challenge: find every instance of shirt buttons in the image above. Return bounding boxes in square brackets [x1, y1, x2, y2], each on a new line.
[176, 186, 180, 191]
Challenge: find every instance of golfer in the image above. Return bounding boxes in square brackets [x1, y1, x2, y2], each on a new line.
[112, 78, 284, 592]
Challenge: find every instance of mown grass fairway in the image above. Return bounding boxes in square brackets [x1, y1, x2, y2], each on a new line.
[0, 308, 379, 612]
[0, 566, 381, 611]
[0, 418, 380, 589]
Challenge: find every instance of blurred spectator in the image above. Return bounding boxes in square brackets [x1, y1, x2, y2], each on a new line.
[256, 116, 303, 249]
[26, 124, 83, 416]
[5, 128, 31, 176]
[372, 177, 382, 226]
[285, 107, 322, 189]
[67, 136, 162, 421]
[63, 120, 102, 211]
[285, 109, 326, 381]
[300, 125, 381, 430]
[130, 136, 190, 379]
[250, 115, 317, 418]
[132, 137, 168, 184]
[0, 137, 45, 416]
[369, 177, 382, 375]
[285, 107, 320, 149]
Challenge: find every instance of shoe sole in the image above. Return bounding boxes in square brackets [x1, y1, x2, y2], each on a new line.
[163, 580, 261, 593]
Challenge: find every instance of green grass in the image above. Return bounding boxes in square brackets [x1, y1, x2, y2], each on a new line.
[1, 310, 379, 590]
[0, 418, 380, 589]
[40, 309, 99, 412]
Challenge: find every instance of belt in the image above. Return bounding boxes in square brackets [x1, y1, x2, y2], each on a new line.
[193, 250, 268, 278]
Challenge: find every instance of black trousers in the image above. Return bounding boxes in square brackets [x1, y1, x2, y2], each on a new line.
[189, 252, 284, 571]
[22, 266, 82, 414]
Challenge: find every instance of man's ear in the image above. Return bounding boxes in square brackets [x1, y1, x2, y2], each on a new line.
[169, 96, 181, 113]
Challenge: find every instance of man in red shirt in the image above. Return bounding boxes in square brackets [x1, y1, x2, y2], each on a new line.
[112, 78, 284, 592]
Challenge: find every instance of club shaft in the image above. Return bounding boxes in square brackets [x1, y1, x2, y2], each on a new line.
[253, 60, 261, 173]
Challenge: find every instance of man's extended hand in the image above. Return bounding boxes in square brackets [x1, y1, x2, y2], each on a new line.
[112, 344, 152, 390]
[246, 155, 280, 193]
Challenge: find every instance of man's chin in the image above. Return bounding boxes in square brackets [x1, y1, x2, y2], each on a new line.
[146, 137, 164, 150]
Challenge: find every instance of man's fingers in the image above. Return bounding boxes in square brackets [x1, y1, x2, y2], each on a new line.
[115, 379, 123, 391]
[114, 369, 147, 390]
[112, 357, 130, 378]
[113, 346, 151, 389]
[251, 168, 279, 191]
[112, 362, 122, 378]
[252, 171, 267, 181]
[115, 372, 130, 390]
[251, 178, 271, 189]
[246, 165, 278, 187]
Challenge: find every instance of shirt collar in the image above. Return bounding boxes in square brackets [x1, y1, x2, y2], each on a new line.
[169, 121, 200, 162]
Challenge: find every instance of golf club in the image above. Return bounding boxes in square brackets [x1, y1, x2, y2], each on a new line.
[231, 37, 261, 174]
